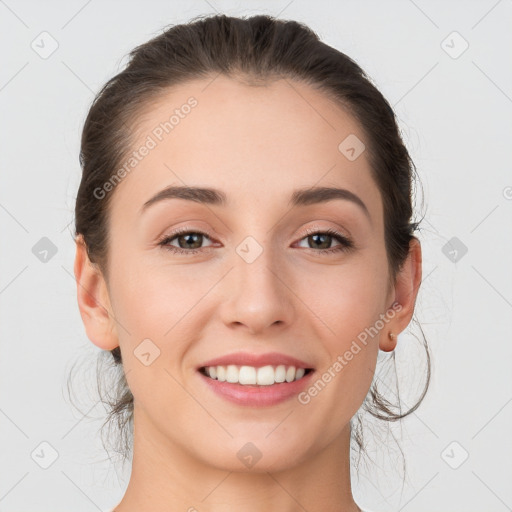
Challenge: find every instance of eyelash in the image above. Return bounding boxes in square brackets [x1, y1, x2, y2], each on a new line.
[157, 226, 354, 257]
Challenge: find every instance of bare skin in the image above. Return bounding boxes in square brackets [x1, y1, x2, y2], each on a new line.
[74, 75, 422, 512]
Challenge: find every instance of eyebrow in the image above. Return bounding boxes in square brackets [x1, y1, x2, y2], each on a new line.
[141, 185, 370, 220]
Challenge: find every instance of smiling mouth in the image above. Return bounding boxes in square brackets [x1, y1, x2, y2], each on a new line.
[199, 364, 314, 386]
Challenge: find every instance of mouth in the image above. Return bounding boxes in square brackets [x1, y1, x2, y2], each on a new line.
[196, 351, 316, 406]
[199, 364, 314, 386]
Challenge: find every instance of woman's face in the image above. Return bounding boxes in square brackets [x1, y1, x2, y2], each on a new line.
[79, 75, 418, 472]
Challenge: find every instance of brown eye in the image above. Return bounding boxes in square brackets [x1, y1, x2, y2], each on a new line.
[307, 233, 334, 250]
[175, 232, 204, 249]
[158, 229, 214, 255]
[296, 228, 354, 254]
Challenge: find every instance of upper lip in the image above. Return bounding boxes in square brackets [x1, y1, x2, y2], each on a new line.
[199, 351, 314, 370]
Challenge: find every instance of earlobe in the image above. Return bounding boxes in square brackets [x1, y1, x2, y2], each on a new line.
[380, 331, 397, 353]
[73, 235, 119, 350]
[379, 237, 422, 352]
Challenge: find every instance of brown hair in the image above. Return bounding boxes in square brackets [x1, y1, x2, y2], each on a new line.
[72, 13, 430, 473]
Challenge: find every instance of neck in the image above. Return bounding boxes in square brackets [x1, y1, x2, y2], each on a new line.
[114, 408, 361, 512]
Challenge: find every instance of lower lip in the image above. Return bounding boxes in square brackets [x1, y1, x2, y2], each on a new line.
[199, 371, 315, 407]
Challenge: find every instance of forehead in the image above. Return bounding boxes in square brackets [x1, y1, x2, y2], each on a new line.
[111, 75, 382, 222]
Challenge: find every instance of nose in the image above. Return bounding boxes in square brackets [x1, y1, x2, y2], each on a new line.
[218, 245, 296, 335]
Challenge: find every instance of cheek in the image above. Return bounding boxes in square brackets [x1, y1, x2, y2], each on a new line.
[107, 262, 205, 416]
[297, 275, 382, 427]
[297, 253, 389, 342]
[109, 253, 210, 339]
[295, 253, 387, 397]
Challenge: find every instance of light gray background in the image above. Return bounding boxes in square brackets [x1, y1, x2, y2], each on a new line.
[1, 0, 511, 511]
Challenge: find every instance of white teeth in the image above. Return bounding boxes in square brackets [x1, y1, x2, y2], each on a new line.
[257, 365, 275, 386]
[217, 366, 226, 382]
[202, 364, 309, 385]
[275, 365, 286, 383]
[226, 365, 238, 383]
[285, 366, 295, 382]
[239, 366, 257, 385]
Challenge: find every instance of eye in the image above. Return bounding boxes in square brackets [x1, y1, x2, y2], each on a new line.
[296, 227, 354, 254]
[157, 227, 354, 256]
[157, 228, 215, 256]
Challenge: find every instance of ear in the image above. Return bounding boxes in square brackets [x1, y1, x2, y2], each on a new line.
[73, 235, 118, 350]
[380, 237, 422, 352]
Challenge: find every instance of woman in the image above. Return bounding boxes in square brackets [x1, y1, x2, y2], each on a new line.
[73, 13, 428, 512]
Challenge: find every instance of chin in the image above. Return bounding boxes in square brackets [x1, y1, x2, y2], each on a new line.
[196, 435, 308, 474]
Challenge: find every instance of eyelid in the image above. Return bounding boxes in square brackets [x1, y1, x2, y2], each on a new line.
[300, 225, 350, 240]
